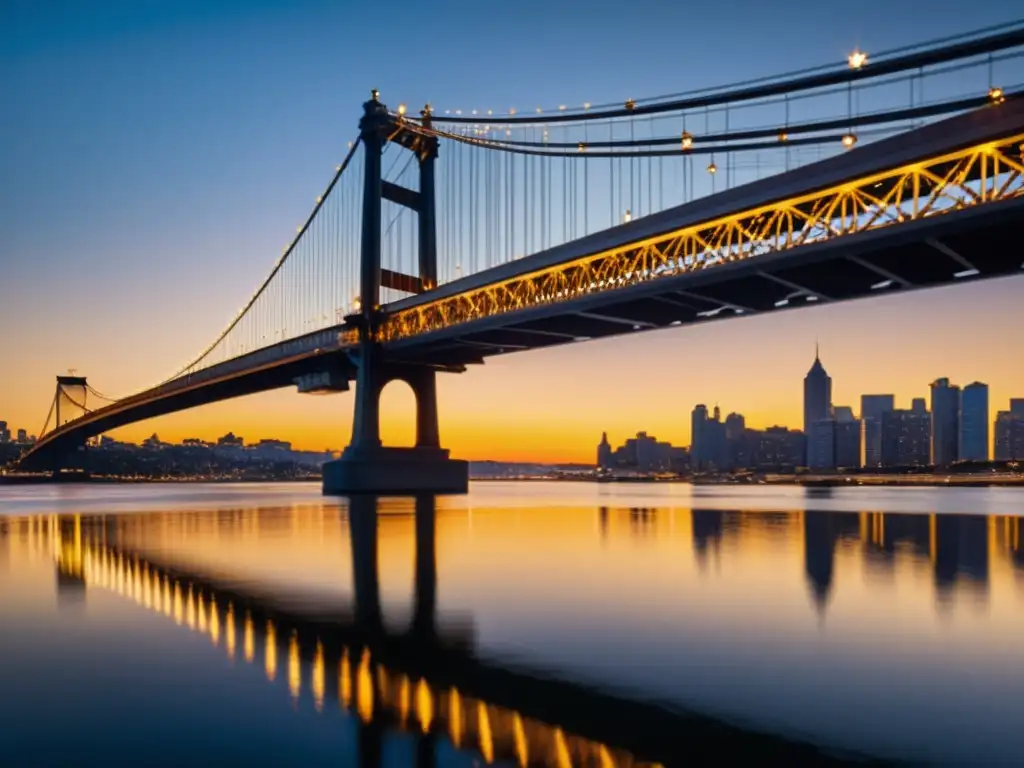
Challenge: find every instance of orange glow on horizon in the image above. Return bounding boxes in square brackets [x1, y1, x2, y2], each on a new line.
[2, 279, 1022, 463]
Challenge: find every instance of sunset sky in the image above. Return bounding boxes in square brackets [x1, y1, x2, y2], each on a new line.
[2, 0, 1022, 463]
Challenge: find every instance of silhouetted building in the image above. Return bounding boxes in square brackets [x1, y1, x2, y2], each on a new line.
[0, 421, 9, 444]
[994, 409, 1024, 461]
[881, 407, 931, 467]
[603, 431, 684, 472]
[803, 346, 832, 465]
[930, 378, 961, 466]
[808, 420, 836, 469]
[691, 405, 727, 471]
[861, 394, 894, 468]
[959, 382, 989, 462]
[217, 432, 245, 447]
[16, 429, 29, 444]
[597, 432, 612, 469]
[833, 407, 862, 469]
[756, 427, 806, 469]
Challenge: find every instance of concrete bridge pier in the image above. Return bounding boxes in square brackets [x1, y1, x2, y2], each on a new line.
[322, 92, 467, 496]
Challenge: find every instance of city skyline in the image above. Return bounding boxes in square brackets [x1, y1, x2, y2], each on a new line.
[3, 0, 1023, 464]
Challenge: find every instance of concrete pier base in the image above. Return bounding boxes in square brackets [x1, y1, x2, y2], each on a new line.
[322, 446, 468, 495]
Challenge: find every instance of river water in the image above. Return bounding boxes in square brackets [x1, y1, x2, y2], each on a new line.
[1, 481, 1022, 766]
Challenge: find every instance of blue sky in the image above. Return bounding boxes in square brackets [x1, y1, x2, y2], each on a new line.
[1, 0, 1021, 455]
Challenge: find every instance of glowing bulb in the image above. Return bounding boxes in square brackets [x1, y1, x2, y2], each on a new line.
[535, 107, 542, 113]
[352, 296, 362, 312]
[848, 50, 867, 70]
[583, 102, 591, 110]
[622, 209, 632, 223]
[577, 142, 586, 152]
[707, 161, 717, 174]
[681, 131, 693, 150]
[989, 86, 1004, 103]
[371, 89, 380, 101]
[509, 107, 517, 115]
[397, 103, 407, 116]
[624, 98, 636, 111]
[778, 131, 788, 143]
[842, 133, 857, 148]
[558, 104, 566, 111]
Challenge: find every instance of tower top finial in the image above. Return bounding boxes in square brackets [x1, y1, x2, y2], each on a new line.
[815, 339, 820, 361]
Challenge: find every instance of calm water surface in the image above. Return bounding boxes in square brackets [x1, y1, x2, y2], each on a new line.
[1, 481, 1023, 766]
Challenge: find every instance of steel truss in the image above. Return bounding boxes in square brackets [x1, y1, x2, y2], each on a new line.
[380, 132, 1024, 342]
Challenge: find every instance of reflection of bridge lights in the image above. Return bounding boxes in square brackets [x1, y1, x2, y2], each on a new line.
[842, 133, 857, 148]
[244, 613, 254, 662]
[848, 49, 867, 69]
[478, 702, 494, 763]
[513, 713, 528, 767]
[398, 676, 411, 725]
[288, 633, 301, 700]
[357, 650, 374, 723]
[265, 622, 278, 682]
[209, 598, 221, 647]
[312, 642, 325, 711]
[225, 606, 236, 660]
[340, 649, 352, 708]
[450, 688, 463, 746]
[416, 678, 433, 733]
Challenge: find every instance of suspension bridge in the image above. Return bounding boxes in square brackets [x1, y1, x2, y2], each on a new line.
[16, 22, 1024, 492]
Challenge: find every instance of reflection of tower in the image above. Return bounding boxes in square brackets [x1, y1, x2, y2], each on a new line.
[629, 507, 655, 535]
[347, 494, 440, 641]
[413, 495, 437, 639]
[691, 509, 723, 569]
[348, 496, 383, 632]
[800, 509, 857, 618]
[598, 506, 609, 540]
[933, 515, 990, 603]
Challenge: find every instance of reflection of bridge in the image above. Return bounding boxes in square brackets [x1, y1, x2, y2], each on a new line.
[15, 24, 1024, 491]
[19, 501, 884, 767]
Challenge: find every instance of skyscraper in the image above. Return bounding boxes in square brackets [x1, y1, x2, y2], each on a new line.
[930, 378, 961, 466]
[803, 346, 832, 466]
[597, 432, 612, 469]
[861, 394, 895, 468]
[959, 382, 989, 462]
[833, 406, 862, 469]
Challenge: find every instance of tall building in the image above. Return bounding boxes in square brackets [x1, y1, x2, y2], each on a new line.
[16, 429, 28, 444]
[959, 382, 989, 462]
[691, 405, 727, 471]
[861, 394, 895, 468]
[597, 433, 612, 469]
[994, 404, 1024, 461]
[930, 378, 961, 466]
[833, 407, 862, 469]
[0, 421, 9, 444]
[803, 346, 832, 465]
[881, 408, 931, 467]
[808, 420, 836, 470]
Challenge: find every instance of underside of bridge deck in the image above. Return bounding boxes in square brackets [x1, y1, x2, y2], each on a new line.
[387, 198, 1024, 367]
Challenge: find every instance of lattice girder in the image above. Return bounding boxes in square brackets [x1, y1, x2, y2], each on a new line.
[379, 133, 1024, 342]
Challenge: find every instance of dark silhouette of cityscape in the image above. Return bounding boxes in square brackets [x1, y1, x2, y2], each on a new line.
[597, 348, 1024, 475]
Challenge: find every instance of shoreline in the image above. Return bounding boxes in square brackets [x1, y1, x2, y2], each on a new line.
[2, 474, 1022, 487]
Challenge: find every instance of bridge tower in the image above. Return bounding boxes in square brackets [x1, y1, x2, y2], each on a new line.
[322, 92, 468, 495]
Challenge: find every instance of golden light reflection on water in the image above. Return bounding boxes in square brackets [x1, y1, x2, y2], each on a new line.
[12, 500, 1024, 768]
[265, 621, 277, 682]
